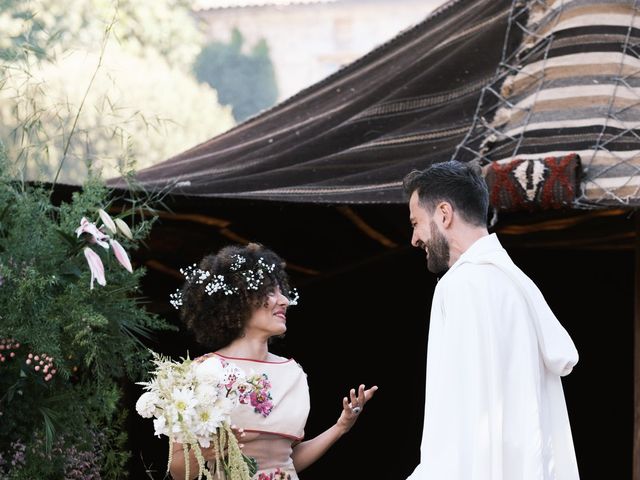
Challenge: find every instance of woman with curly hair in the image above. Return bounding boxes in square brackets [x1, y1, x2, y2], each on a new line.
[169, 243, 377, 480]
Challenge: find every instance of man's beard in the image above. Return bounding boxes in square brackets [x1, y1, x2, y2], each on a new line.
[426, 221, 450, 274]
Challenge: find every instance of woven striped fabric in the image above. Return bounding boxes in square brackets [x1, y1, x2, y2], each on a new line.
[485, 0, 640, 207]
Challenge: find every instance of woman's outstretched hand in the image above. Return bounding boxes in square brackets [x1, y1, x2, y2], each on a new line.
[336, 384, 378, 434]
[289, 384, 379, 472]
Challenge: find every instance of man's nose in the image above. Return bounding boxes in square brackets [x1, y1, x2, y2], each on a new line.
[411, 231, 419, 247]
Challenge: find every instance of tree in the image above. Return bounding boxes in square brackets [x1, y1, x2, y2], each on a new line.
[0, 0, 203, 68]
[194, 28, 279, 123]
[0, 46, 234, 184]
[0, 0, 235, 184]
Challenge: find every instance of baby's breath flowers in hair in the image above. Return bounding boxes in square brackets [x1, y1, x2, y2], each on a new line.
[170, 255, 299, 310]
[230, 254, 246, 271]
[205, 275, 237, 296]
[287, 288, 300, 306]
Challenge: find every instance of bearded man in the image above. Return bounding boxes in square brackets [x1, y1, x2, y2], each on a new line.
[404, 160, 580, 480]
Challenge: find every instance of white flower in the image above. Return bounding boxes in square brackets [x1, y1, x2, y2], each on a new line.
[135, 392, 159, 418]
[136, 350, 254, 462]
[171, 387, 198, 419]
[157, 366, 183, 392]
[193, 405, 224, 441]
[172, 419, 186, 435]
[193, 357, 224, 385]
[114, 218, 133, 240]
[198, 436, 212, 448]
[98, 209, 117, 234]
[153, 416, 169, 437]
[195, 383, 219, 404]
[214, 396, 235, 419]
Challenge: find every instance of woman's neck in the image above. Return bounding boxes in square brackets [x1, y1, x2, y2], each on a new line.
[217, 335, 270, 361]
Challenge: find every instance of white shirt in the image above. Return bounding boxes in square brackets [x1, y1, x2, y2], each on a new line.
[408, 234, 579, 480]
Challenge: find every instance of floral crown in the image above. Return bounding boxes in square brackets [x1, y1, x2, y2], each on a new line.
[170, 254, 299, 309]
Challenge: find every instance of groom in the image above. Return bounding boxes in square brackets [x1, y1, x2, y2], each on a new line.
[403, 160, 580, 480]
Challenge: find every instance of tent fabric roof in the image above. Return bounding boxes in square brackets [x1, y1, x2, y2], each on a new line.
[456, 0, 640, 208]
[113, 0, 514, 203]
[193, 0, 336, 10]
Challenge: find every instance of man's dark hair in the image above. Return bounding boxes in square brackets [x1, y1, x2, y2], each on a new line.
[403, 160, 489, 227]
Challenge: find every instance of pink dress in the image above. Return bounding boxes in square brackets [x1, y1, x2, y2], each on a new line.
[205, 353, 310, 480]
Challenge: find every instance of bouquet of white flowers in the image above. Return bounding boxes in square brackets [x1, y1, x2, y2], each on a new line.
[136, 352, 258, 480]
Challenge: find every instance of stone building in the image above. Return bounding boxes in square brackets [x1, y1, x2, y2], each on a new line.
[194, 0, 447, 101]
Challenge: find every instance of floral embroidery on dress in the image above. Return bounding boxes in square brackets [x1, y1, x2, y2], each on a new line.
[239, 373, 274, 417]
[196, 354, 275, 417]
[256, 468, 291, 480]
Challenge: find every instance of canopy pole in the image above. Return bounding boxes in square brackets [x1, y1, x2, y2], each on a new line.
[635, 212, 640, 480]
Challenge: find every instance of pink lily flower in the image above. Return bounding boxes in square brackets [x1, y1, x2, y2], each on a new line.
[76, 217, 109, 249]
[110, 239, 133, 273]
[83, 247, 106, 289]
[98, 209, 117, 234]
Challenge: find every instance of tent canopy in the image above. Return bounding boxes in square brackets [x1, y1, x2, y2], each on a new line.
[112, 0, 513, 203]
[113, 0, 640, 209]
[105, 0, 640, 278]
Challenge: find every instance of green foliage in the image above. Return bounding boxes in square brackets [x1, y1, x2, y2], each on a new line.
[0, 149, 175, 478]
[0, 46, 235, 184]
[0, 0, 50, 61]
[0, 0, 202, 68]
[0, 0, 235, 184]
[194, 28, 279, 122]
[0, 3, 190, 476]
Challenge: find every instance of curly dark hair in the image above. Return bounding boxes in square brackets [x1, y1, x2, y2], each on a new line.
[179, 243, 293, 350]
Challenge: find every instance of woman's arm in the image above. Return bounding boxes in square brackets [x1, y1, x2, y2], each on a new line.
[168, 442, 203, 480]
[291, 384, 377, 472]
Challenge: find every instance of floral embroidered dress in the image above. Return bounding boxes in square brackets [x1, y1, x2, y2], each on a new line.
[206, 353, 310, 480]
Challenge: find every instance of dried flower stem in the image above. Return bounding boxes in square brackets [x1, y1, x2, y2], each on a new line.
[183, 443, 190, 480]
[167, 440, 173, 474]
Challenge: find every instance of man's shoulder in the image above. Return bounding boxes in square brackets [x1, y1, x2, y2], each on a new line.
[441, 263, 529, 317]
[445, 261, 519, 293]
[448, 260, 505, 279]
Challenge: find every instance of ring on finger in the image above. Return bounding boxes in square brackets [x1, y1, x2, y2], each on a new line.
[352, 406, 362, 414]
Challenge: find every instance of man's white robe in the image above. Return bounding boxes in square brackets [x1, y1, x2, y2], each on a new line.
[408, 234, 579, 480]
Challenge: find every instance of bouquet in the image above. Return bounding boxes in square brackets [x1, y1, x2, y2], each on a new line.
[136, 352, 259, 480]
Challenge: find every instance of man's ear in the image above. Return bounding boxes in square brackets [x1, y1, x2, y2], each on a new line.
[439, 202, 453, 229]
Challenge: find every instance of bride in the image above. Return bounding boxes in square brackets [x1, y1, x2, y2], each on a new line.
[168, 243, 377, 480]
